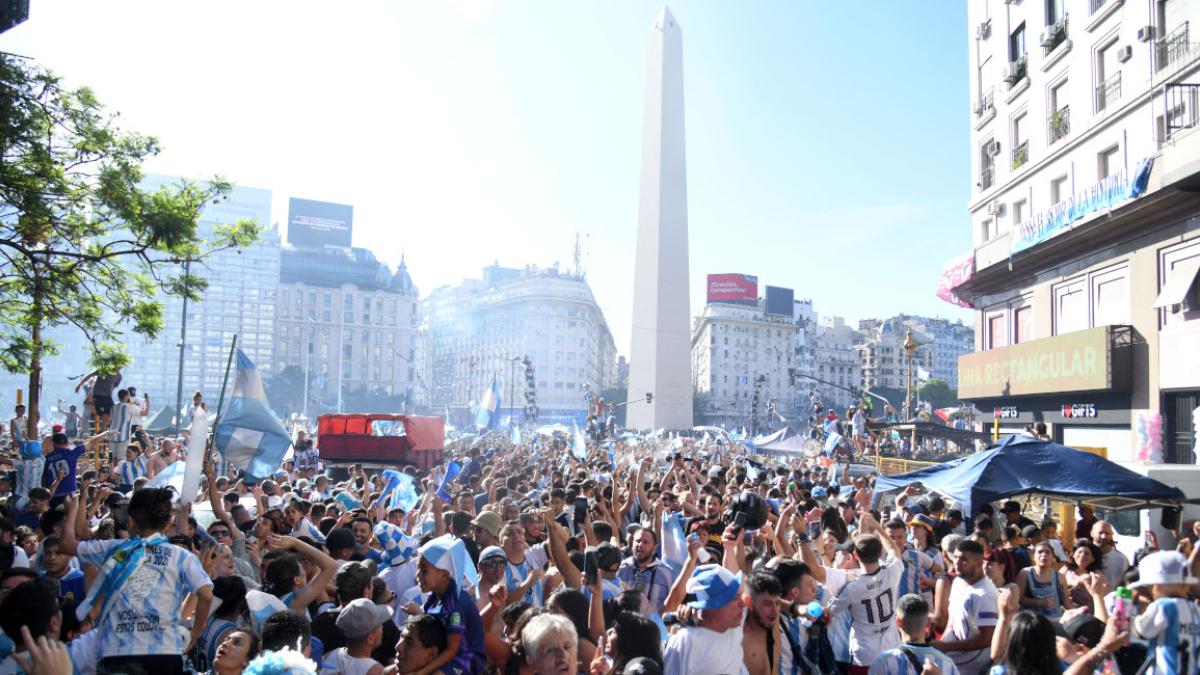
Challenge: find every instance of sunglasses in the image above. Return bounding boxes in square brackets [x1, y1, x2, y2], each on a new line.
[210, 529, 231, 538]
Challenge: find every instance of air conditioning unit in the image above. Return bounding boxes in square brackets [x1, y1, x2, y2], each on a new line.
[976, 18, 992, 40]
[986, 200, 997, 215]
[986, 139, 1002, 156]
[1137, 25, 1156, 42]
[1117, 45, 1133, 63]
[1004, 61, 1025, 84]
[1040, 27, 1060, 47]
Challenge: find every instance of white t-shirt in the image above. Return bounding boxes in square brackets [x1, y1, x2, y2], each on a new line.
[663, 623, 749, 675]
[319, 648, 380, 675]
[1101, 548, 1130, 590]
[829, 560, 904, 666]
[76, 538, 212, 658]
[944, 576, 999, 675]
[379, 558, 419, 628]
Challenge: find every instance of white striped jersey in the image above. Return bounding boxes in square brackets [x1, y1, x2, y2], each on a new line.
[109, 402, 135, 443]
[1135, 596, 1200, 675]
[869, 644, 960, 675]
[116, 456, 147, 486]
[14, 456, 44, 500]
[889, 549, 934, 599]
[829, 559, 904, 666]
[291, 517, 326, 544]
[77, 538, 212, 658]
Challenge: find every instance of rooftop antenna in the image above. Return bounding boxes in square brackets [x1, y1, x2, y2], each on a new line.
[573, 231, 587, 280]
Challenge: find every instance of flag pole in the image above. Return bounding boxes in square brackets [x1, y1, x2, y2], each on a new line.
[210, 334, 239, 446]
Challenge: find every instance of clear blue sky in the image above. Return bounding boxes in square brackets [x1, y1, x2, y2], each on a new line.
[0, 1, 973, 354]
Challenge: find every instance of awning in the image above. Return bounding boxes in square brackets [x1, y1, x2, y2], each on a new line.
[1154, 255, 1200, 308]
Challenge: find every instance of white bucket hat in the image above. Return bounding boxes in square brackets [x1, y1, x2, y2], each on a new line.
[1131, 551, 1199, 588]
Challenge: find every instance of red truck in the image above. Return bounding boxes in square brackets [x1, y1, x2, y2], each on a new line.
[316, 413, 445, 472]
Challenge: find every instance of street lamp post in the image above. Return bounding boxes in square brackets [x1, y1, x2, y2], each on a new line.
[903, 328, 918, 421]
[508, 355, 521, 427]
[303, 318, 313, 422]
[173, 259, 191, 433]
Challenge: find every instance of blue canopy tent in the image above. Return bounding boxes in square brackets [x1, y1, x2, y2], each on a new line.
[874, 434, 1186, 519]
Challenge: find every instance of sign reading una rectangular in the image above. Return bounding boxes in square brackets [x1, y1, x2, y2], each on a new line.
[287, 197, 353, 247]
[958, 327, 1111, 399]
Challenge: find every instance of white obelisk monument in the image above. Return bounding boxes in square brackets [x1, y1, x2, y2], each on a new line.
[627, 7, 693, 431]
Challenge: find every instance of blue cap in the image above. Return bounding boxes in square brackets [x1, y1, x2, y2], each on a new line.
[812, 486, 828, 499]
[685, 564, 743, 609]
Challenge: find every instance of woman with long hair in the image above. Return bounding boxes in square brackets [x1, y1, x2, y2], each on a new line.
[547, 588, 596, 667]
[990, 610, 1061, 675]
[60, 487, 214, 675]
[590, 610, 663, 675]
[262, 534, 337, 616]
[1017, 541, 1073, 619]
[1063, 539, 1104, 609]
[193, 575, 249, 672]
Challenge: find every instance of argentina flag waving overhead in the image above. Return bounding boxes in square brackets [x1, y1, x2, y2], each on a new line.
[215, 350, 293, 481]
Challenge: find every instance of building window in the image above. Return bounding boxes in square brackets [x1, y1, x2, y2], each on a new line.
[1099, 145, 1121, 180]
[1051, 174, 1070, 204]
[980, 139, 996, 189]
[1009, 22, 1027, 63]
[1091, 265, 1130, 326]
[1096, 40, 1121, 111]
[1011, 113, 1029, 169]
[1013, 199, 1027, 225]
[323, 294, 331, 306]
[1049, 80, 1070, 143]
[987, 314, 1007, 349]
[1045, 0, 1064, 26]
[1013, 305, 1033, 343]
[1053, 277, 1088, 335]
[981, 219, 993, 242]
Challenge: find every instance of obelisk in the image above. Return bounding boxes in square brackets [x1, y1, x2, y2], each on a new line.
[627, 6, 693, 431]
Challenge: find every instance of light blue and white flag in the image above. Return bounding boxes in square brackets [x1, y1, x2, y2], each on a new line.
[149, 460, 186, 490]
[824, 430, 843, 454]
[572, 421, 587, 460]
[436, 462, 461, 502]
[661, 510, 688, 576]
[374, 469, 419, 513]
[511, 425, 522, 445]
[374, 521, 417, 565]
[214, 350, 293, 481]
[474, 373, 501, 430]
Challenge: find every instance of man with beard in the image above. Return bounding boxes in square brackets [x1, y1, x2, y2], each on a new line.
[501, 522, 548, 607]
[663, 564, 746, 675]
[616, 525, 676, 616]
[387, 615, 447, 675]
[743, 571, 783, 675]
[1090, 520, 1130, 590]
[352, 516, 386, 565]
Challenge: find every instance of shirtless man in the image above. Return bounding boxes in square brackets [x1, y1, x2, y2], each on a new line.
[146, 437, 180, 477]
[743, 571, 783, 675]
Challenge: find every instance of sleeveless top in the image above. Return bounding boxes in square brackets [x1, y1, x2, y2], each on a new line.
[1023, 568, 1063, 619]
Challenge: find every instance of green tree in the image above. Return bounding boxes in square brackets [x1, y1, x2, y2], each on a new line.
[918, 379, 959, 410]
[0, 55, 260, 435]
[264, 365, 306, 417]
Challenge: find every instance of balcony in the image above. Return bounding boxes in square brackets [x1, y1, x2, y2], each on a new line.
[1096, 72, 1121, 112]
[1042, 17, 1069, 56]
[1004, 57, 1028, 88]
[980, 164, 995, 190]
[1163, 82, 1200, 140]
[1156, 22, 1190, 72]
[1011, 140, 1029, 170]
[974, 87, 995, 117]
[1048, 106, 1070, 144]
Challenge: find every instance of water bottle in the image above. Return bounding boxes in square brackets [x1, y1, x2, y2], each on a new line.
[1114, 586, 1132, 645]
[662, 611, 698, 627]
[806, 601, 824, 619]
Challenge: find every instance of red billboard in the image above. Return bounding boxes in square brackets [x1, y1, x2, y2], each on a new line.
[707, 273, 758, 304]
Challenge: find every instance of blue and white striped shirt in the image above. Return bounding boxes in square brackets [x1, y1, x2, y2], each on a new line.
[291, 517, 326, 544]
[14, 456, 44, 501]
[116, 456, 148, 486]
[870, 644, 960, 675]
[76, 538, 212, 658]
[110, 402, 135, 443]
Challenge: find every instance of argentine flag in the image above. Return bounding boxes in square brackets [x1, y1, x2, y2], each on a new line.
[475, 373, 501, 430]
[661, 510, 688, 575]
[572, 421, 587, 460]
[511, 425, 522, 445]
[215, 350, 293, 481]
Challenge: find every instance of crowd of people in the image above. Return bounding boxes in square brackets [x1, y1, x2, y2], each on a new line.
[1, 385, 1200, 675]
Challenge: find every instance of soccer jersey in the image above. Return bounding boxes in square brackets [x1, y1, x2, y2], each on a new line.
[504, 544, 550, 607]
[291, 517, 326, 544]
[869, 644, 960, 675]
[821, 567, 855, 665]
[110, 402, 136, 443]
[1134, 597, 1200, 675]
[829, 560, 904, 666]
[77, 538, 213, 658]
[14, 455, 44, 501]
[944, 576, 999, 675]
[48, 568, 86, 604]
[891, 549, 934, 599]
[616, 556, 676, 615]
[423, 579, 485, 674]
[42, 444, 86, 497]
[116, 456, 148, 486]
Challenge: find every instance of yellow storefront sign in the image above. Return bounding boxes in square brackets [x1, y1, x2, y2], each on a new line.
[958, 327, 1111, 399]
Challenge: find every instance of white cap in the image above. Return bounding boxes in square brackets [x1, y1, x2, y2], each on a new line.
[1132, 551, 1198, 588]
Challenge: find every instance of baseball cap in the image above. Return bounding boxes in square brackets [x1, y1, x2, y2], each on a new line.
[1054, 613, 1105, 648]
[336, 598, 392, 638]
[334, 561, 373, 601]
[594, 542, 622, 572]
[685, 564, 743, 609]
[1001, 500, 1022, 513]
[472, 511, 503, 538]
[479, 546, 508, 564]
[622, 657, 663, 675]
[1132, 551, 1199, 588]
[326, 527, 356, 553]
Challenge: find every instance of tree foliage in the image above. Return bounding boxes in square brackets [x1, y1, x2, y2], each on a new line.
[0, 55, 261, 429]
[918, 379, 959, 409]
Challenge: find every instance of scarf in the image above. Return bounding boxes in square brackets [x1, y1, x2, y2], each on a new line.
[75, 533, 168, 622]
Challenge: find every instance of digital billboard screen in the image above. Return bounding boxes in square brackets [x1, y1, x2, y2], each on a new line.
[287, 197, 353, 247]
[707, 273, 758, 304]
[765, 286, 794, 316]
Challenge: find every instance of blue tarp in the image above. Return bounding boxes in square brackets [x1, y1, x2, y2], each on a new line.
[874, 434, 1186, 519]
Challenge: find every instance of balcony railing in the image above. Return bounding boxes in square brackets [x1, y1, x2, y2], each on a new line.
[1004, 56, 1028, 88]
[1049, 106, 1070, 144]
[1011, 140, 1029, 170]
[1089, 0, 1108, 14]
[1042, 17, 1069, 56]
[980, 164, 995, 190]
[1096, 72, 1121, 111]
[1156, 22, 1190, 72]
[1163, 82, 1200, 140]
[974, 87, 995, 117]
